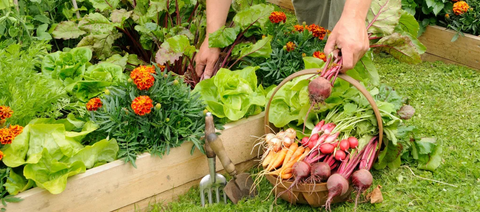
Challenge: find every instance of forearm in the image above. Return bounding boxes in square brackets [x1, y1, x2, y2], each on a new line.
[341, 0, 373, 21]
[206, 0, 232, 36]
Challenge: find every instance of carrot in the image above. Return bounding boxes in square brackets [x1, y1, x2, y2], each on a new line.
[262, 150, 276, 168]
[297, 147, 310, 162]
[283, 142, 298, 167]
[280, 172, 293, 179]
[288, 146, 305, 163]
[267, 148, 288, 171]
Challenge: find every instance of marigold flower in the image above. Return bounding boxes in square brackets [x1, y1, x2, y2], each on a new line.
[285, 42, 296, 52]
[0, 128, 13, 145]
[453, 1, 469, 15]
[313, 51, 327, 62]
[306, 24, 327, 40]
[293, 25, 304, 32]
[156, 64, 166, 72]
[131, 96, 154, 116]
[302, 53, 306, 57]
[130, 65, 156, 90]
[8, 125, 23, 137]
[0, 150, 4, 160]
[269, 11, 287, 24]
[0, 106, 13, 120]
[445, 13, 450, 18]
[86, 98, 103, 111]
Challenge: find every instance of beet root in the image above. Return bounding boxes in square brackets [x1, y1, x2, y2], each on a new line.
[310, 162, 331, 182]
[325, 173, 349, 211]
[308, 77, 332, 103]
[352, 169, 373, 212]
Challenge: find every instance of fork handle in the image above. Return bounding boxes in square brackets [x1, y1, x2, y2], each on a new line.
[205, 113, 216, 158]
[206, 133, 237, 177]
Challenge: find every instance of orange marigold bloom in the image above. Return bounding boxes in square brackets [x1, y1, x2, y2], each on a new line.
[293, 25, 304, 32]
[0, 106, 13, 120]
[156, 64, 166, 72]
[306, 24, 327, 40]
[130, 65, 156, 90]
[453, 1, 469, 15]
[286, 42, 296, 52]
[269, 11, 287, 24]
[131, 96, 154, 116]
[313, 51, 327, 62]
[0, 128, 13, 145]
[0, 150, 4, 160]
[445, 13, 450, 18]
[8, 125, 23, 137]
[86, 98, 103, 111]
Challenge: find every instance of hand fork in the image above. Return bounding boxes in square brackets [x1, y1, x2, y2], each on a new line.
[199, 112, 227, 206]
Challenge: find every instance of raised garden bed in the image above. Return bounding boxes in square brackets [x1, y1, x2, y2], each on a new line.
[418, 25, 480, 70]
[6, 113, 267, 212]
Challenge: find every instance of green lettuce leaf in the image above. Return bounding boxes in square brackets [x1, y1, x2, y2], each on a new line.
[4, 169, 34, 195]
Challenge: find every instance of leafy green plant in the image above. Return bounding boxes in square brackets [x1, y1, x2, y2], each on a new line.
[2, 116, 119, 194]
[193, 66, 267, 122]
[90, 66, 205, 166]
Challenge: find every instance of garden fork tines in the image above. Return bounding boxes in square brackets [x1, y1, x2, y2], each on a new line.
[199, 112, 227, 206]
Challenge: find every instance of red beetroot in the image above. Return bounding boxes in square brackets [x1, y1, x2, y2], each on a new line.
[308, 77, 332, 103]
[325, 173, 349, 211]
[352, 169, 373, 212]
[310, 162, 331, 182]
[277, 161, 311, 197]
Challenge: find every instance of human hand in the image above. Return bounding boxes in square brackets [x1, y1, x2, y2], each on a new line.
[324, 16, 369, 73]
[195, 37, 221, 79]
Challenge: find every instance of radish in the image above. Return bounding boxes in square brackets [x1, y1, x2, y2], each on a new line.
[307, 133, 321, 149]
[310, 162, 331, 182]
[334, 150, 346, 161]
[321, 123, 336, 134]
[348, 137, 358, 149]
[339, 139, 349, 151]
[320, 143, 335, 154]
[301, 137, 309, 146]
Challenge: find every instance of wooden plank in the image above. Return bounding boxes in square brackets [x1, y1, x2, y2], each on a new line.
[115, 159, 259, 212]
[421, 53, 466, 67]
[267, 0, 294, 10]
[418, 25, 480, 70]
[7, 113, 267, 212]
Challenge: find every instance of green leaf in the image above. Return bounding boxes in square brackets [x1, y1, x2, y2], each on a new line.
[208, 26, 241, 48]
[417, 145, 442, 171]
[366, 0, 402, 36]
[432, 1, 444, 16]
[78, 13, 116, 35]
[4, 169, 34, 195]
[239, 35, 272, 58]
[35, 24, 52, 41]
[394, 11, 419, 37]
[41, 47, 92, 82]
[77, 32, 122, 60]
[52, 21, 87, 40]
[232, 0, 265, 12]
[89, 0, 120, 11]
[233, 4, 274, 31]
[68, 139, 119, 168]
[303, 57, 325, 69]
[373, 32, 426, 64]
[104, 54, 128, 69]
[34, 15, 51, 24]
[155, 35, 195, 64]
[110, 9, 133, 25]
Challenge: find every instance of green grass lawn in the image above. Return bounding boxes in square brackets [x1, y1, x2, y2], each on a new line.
[145, 55, 480, 211]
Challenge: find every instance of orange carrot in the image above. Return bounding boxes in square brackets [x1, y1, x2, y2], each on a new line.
[280, 172, 293, 179]
[283, 142, 298, 167]
[267, 148, 288, 171]
[262, 150, 276, 168]
[296, 147, 310, 162]
[288, 146, 305, 163]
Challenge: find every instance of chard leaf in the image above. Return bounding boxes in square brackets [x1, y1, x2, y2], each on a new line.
[155, 35, 195, 65]
[233, 4, 274, 31]
[366, 0, 402, 37]
[52, 21, 86, 39]
[78, 13, 116, 34]
[394, 10, 419, 37]
[239, 35, 273, 58]
[372, 32, 425, 64]
[89, 0, 120, 11]
[110, 9, 133, 25]
[77, 31, 122, 60]
[209, 26, 241, 48]
[303, 57, 325, 69]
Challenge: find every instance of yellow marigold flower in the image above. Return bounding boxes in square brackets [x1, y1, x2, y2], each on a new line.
[269, 11, 287, 24]
[0, 128, 13, 145]
[8, 125, 23, 137]
[131, 96, 154, 116]
[86, 98, 103, 111]
[285, 41, 296, 52]
[313, 51, 327, 62]
[453, 1, 469, 15]
[445, 13, 450, 18]
[293, 25, 304, 32]
[0, 106, 13, 120]
[0, 150, 4, 160]
[130, 65, 156, 90]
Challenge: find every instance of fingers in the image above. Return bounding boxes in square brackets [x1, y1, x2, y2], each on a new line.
[340, 47, 354, 73]
[203, 59, 216, 79]
[195, 63, 205, 77]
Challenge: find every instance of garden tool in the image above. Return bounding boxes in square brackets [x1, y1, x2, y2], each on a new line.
[199, 113, 227, 207]
[205, 132, 258, 204]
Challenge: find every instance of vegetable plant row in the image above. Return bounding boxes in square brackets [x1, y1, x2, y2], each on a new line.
[0, 0, 440, 211]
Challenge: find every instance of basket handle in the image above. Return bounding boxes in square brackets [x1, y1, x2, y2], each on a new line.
[263, 69, 383, 149]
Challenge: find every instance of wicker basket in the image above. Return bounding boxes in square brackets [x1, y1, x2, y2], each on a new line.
[263, 69, 384, 207]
